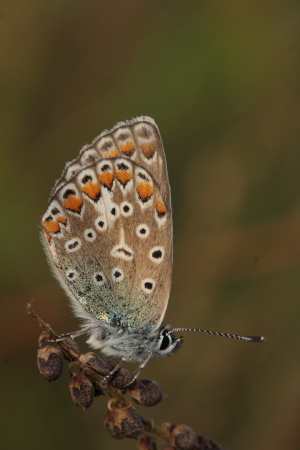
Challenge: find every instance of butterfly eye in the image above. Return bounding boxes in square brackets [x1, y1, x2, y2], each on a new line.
[159, 332, 172, 351]
[157, 329, 182, 356]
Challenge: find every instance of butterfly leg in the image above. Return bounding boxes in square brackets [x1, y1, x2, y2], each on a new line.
[100, 350, 139, 387]
[123, 351, 153, 388]
[47, 325, 101, 342]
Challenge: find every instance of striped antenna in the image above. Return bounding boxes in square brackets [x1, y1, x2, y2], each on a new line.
[168, 328, 265, 343]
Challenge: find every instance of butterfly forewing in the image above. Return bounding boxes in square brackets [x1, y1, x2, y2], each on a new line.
[42, 117, 172, 332]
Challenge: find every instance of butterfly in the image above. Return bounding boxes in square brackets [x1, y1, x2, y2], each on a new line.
[42, 117, 264, 383]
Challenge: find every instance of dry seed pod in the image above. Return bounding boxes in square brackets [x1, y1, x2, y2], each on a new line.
[92, 379, 105, 397]
[170, 424, 198, 450]
[69, 371, 95, 410]
[79, 353, 132, 388]
[138, 434, 158, 450]
[104, 406, 143, 439]
[109, 367, 133, 389]
[79, 352, 114, 376]
[37, 346, 63, 382]
[128, 379, 164, 406]
[198, 436, 225, 450]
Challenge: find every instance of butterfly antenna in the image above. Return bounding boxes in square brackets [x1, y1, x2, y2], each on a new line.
[168, 328, 265, 343]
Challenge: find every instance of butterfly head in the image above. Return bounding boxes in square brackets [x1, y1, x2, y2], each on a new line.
[153, 326, 183, 357]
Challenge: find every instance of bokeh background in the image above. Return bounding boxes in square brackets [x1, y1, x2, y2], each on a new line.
[1, 1, 299, 449]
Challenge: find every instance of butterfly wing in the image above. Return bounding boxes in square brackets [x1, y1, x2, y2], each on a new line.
[42, 117, 172, 332]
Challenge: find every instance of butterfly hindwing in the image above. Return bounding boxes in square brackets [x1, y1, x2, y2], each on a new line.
[42, 117, 172, 332]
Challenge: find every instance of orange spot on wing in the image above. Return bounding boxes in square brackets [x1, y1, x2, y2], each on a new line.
[81, 181, 101, 200]
[43, 215, 68, 235]
[120, 141, 135, 156]
[137, 182, 154, 201]
[140, 141, 156, 158]
[106, 149, 119, 158]
[156, 199, 166, 215]
[63, 195, 83, 213]
[99, 172, 114, 189]
[116, 170, 133, 186]
[43, 220, 60, 234]
[45, 232, 51, 243]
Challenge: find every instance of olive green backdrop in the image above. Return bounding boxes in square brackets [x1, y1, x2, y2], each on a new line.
[1, 1, 299, 449]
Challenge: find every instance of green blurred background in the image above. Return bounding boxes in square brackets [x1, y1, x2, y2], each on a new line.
[1, 1, 299, 449]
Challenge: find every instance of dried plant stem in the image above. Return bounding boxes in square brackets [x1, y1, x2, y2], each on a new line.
[28, 303, 226, 450]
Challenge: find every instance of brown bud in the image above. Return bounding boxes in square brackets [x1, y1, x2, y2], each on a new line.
[79, 352, 114, 376]
[198, 436, 225, 450]
[79, 353, 133, 389]
[104, 406, 143, 439]
[128, 380, 164, 406]
[109, 367, 133, 390]
[69, 371, 95, 410]
[138, 434, 158, 450]
[92, 379, 105, 397]
[37, 346, 63, 382]
[170, 424, 198, 450]
[38, 331, 52, 346]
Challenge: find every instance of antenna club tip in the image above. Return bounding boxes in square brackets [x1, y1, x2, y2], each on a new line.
[251, 335, 265, 342]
